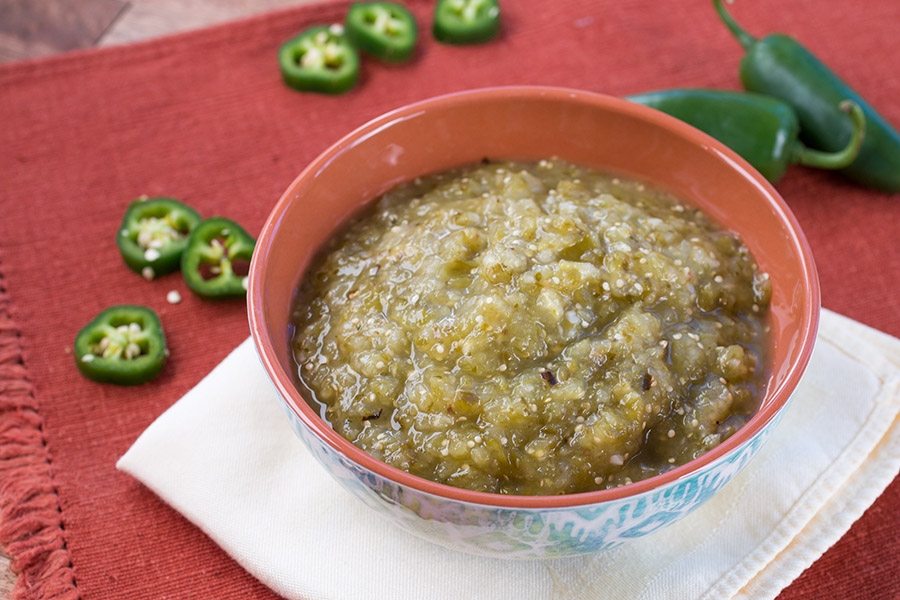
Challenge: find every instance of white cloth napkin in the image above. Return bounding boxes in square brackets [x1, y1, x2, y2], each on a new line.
[117, 308, 900, 600]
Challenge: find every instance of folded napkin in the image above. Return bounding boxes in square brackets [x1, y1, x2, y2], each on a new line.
[117, 309, 900, 600]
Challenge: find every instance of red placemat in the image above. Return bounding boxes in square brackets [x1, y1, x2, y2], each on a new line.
[1, 0, 898, 598]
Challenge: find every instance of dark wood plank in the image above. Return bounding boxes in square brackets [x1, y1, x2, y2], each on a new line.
[0, 0, 127, 62]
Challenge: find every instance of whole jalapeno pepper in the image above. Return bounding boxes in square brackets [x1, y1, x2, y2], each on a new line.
[117, 196, 202, 280]
[626, 88, 865, 184]
[345, 2, 418, 63]
[713, 0, 900, 192]
[74, 305, 168, 385]
[181, 217, 256, 299]
[433, 0, 501, 45]
[279, 24, 360, 94]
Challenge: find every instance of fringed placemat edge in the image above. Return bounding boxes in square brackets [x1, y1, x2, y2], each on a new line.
[0, 264, 78, 600]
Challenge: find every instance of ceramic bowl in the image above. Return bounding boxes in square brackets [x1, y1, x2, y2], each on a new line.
[247, 86, 820, 559]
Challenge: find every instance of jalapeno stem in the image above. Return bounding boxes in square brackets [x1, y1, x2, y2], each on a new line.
[713, 0, 757, 50]
[793, 100, 866, 170]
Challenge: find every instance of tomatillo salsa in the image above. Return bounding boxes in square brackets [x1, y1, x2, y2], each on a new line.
[291, 159, 772, 495]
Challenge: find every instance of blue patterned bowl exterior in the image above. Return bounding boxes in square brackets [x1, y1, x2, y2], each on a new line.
[277, 391, 782, 559]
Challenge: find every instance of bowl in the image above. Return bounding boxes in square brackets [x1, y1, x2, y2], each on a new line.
[247, 86, 820, 559]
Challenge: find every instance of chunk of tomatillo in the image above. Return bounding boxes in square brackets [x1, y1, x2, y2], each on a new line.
[74, 305, 168, 385]
[181, 217, 256, 299]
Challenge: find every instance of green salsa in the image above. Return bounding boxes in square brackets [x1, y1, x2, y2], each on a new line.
[291, 159, 771, 495]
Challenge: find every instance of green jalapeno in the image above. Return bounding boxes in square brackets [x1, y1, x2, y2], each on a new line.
[74, 305, 168, 385]
[627, 89, 865, 184]
[714, 0, 900, 192]
[181, 217, 256, 299]
[279, 24, 360, 94]
[345, 2, 418, 63]
[433, 0, 501, 45]
[117, 196, 202, 280]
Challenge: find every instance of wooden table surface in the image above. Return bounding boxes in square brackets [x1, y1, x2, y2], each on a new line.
[0, 2, 316, 598]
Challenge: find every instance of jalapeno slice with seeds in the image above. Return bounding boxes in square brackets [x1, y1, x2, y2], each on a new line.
[181, 217, 256, 299]
[433, 0, 501, 45]
[345, 2, 418, 63]
[118, 196, 202, 280]
[74, 305, 168, 385]
[279, 24, 360, 94]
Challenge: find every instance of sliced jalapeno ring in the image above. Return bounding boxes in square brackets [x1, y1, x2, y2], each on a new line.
[279, 24, 360, 94]
[433, 0, 501, 45]
[181, 217, 256, 299]
[118, 196, 202, 280]
[345, 2, 418, 63]
[74, 305, 168, 385]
